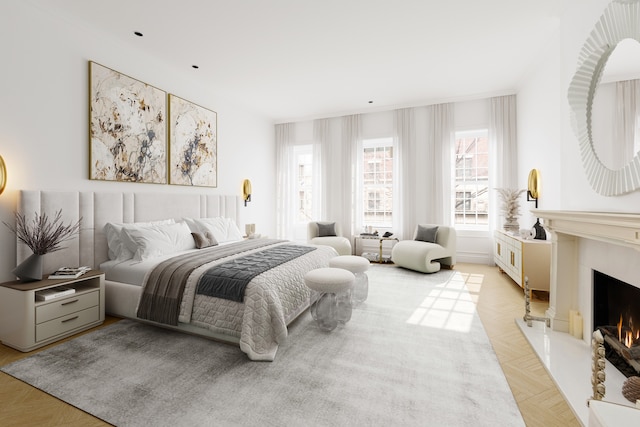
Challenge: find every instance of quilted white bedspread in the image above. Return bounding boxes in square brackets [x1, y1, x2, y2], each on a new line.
[175, 242, 336, 361]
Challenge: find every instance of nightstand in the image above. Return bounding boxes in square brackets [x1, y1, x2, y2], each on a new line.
[0, 270, 105, 352]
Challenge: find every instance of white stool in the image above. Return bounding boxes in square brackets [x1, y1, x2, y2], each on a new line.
[304, 267, 355, 331]
[329, 255, 369, 304]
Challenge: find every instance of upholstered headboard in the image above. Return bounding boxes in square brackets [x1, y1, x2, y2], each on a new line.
[16, 191, 240, 274]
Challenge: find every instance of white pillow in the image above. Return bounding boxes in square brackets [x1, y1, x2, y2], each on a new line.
[104, 219, 174, 260]
[184, 217, 243, 243]
[122, 222, 196, 261]
[182, 217, 201, 234]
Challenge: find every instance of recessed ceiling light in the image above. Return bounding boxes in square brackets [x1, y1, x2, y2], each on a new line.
[134, 31, 143, 37]
[192, 65, 199, 69]
[368, 100, 373, 104]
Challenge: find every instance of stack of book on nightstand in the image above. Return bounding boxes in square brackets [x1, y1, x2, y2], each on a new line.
[36, 286, 75, 301]
[48, 266, 91, 280]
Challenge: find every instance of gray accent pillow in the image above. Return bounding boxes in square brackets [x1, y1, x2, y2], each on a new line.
[415, 225, 438, 243]
[191, 231, 218, 249]
[317, 222, 337, 237]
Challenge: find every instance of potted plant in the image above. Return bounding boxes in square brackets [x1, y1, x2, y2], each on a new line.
[496, 188, 526, 233]
[3, 210, 81, 281]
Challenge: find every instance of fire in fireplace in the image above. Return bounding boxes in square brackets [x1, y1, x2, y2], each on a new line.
[617, 314, 640, 349]
[593, 270, 640, 377]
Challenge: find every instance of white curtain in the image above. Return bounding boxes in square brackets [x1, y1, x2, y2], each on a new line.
[275, 123, 296, 240]
[338, 115, 361, 238]
[490, 95, 518, 231]
[312, 118, 329, 220]
[615, 79, 640, 168]
[425, 103, 454, 226]
[394, 107, 416, 239]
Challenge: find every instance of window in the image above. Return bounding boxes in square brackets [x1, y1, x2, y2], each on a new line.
[294, 145, 313, 223]
[362, 138, 393, 228]
[454, 130, 489, 227]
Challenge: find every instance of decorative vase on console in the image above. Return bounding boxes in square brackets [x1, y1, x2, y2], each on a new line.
[496, 188, 526, 233]
[3, 210, 81, 282]
[532, 218, 547, 240]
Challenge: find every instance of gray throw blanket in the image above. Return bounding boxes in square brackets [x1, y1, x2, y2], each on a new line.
[137, 239, 284, 325]
[197, 245, 317, 302]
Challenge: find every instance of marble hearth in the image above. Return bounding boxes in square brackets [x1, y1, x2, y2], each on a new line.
[518, 210, 640, 425]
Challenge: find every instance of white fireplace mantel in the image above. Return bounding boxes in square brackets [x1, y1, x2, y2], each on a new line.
[535, 210, 640, 251]
[534, 210, 640, 333]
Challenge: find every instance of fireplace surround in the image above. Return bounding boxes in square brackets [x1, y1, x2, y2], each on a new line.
[517, 210, 640, 423]
[535, 210, 640, 337]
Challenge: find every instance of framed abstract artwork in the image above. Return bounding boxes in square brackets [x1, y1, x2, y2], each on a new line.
[168, 94, 217, 187]
[89, 62, 167, 183]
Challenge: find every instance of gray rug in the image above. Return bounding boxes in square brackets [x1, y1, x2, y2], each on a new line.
[2, 266, 524, 427]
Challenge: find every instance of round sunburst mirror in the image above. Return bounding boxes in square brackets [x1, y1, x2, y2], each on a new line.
[568, 0, 640, 196]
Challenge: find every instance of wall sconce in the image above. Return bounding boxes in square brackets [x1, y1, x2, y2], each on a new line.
[527, 168, 540, 209]
[0, 155, 6, 195]
[242, 179, 252, 207]
[527, 168, 546, 240]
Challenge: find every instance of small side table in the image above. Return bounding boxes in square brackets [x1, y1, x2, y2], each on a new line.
[353, 235, 399, 263]
[0, 270, 105, 352]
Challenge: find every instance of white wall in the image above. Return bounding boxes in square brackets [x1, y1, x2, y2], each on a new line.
[518, 0, 640, 216]
[517, 25, 563, 229]
[0, 2, 275, 282]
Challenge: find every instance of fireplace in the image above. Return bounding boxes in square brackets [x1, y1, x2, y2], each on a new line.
[521, 210, 640, 423]
[593, 270, 640, 377]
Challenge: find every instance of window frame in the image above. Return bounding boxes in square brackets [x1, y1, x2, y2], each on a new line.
[361, 137, 394, 229]
[452, 129, 489, 231]
[293, 144, 314, 225]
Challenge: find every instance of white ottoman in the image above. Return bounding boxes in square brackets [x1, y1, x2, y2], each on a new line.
[304, 267, 355, 331]
[329, 255, 369, 304]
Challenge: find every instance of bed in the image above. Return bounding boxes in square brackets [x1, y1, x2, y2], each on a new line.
[15, 191, 336, 361]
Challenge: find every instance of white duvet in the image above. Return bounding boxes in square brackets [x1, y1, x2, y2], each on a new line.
[145, 242, 337, 361]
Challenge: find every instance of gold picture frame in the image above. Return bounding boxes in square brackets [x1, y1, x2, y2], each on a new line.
[168, 94, 217, 187]
[89, 61, 167, 184]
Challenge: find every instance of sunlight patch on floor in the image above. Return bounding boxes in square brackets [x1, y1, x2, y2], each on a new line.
[457, 272, 484, 304]
[406, 272, 480, 333]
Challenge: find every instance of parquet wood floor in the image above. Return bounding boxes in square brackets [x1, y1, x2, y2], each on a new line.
[0, 263, 580, 426]
[456, 263, 581, 427]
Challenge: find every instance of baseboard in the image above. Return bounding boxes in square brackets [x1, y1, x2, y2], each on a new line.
[456, 253, 491, 265]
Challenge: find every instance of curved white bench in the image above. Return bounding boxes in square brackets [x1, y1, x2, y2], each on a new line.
[391, 225, 456, 273]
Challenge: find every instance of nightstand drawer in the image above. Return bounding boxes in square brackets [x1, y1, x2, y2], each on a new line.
[35, 291, 100, 324]
[35, 306, 100, 342]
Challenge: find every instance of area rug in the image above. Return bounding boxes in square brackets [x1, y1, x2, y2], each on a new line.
[1, 265, 524, 427]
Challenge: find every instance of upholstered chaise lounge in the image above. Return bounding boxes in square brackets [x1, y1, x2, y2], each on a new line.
[391, 224, 456, 273]
[307, 221, 352, 256]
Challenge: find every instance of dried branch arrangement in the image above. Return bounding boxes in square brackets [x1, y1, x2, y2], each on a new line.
[496, 188, 526, 220]
[3, 210, 81, 255]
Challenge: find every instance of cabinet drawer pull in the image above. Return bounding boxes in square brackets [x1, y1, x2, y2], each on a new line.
[61, 299, 79, 306]
[61, 316, 79, 323]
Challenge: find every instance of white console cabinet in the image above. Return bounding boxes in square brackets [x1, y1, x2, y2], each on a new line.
[0, 270, 105, 352]
[494, 230, 550, 293]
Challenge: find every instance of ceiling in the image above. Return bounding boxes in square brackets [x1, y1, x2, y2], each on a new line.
[28, 0, 570, 122]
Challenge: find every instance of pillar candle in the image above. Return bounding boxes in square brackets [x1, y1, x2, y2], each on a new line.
[569, 309, 577, 336]
[572, 312, 583, 339]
